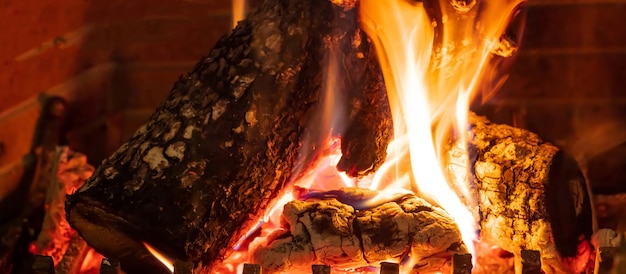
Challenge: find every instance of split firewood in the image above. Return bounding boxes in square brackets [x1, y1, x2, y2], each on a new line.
[65, 0, 390, 273]
[0, 97, 68, 273]
[32, 147, 94, 269]
[334, 29, 392, 177]
[447, 113, 595, 274]
[252, 188, 466, 273]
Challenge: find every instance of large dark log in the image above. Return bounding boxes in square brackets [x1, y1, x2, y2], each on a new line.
[65, 0, 391, 273]
[448, 113, 595, 274]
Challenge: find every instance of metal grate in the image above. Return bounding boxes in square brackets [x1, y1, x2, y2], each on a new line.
[27, 228, 620, 274]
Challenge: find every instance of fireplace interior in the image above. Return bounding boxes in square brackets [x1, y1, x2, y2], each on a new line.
[1, 0, 625, 273]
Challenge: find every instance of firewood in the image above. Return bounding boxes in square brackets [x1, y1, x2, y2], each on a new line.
[447, 113, 595, 274]
[65, 0, 390, 273]
[55, 234, 89, 274]
[251, 188, 466, 273]
[335, 29, 392, 177]
[32, 147, 94, 267]
[0, 97, 68, 273]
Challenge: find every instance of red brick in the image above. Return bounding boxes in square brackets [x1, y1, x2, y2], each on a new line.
[523, 3, 626, 50]
[66, 118, 113, 165]
[0, 161, 25, 200]
[0, 0, 89, 61]
[66, 109, 152, 163]
[56, 65, 115, 128]
[0, 0, 232, 113]
[108, 63, 195, 110]
[475, 101, 626, 147]
[0, 104, 40, 166]
[81, 16, 232, 63]
[0, 16, 231, 113]
[0, 0, 230, 61]
[84, 0, 231, 23]
[496, 53, 626, 100]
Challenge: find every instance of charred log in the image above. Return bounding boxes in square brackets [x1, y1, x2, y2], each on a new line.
[65, 0, 390, 273]
[32, 147, 94, 266]
[252, 188, 466, 274]
[335, 29, 392, 177]
[448, 113, 595, 274]
[0, 97, 68, 273]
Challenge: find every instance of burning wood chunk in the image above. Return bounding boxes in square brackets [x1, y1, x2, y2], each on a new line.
[31, 147, 97, 273]
[252, 188, 466, 273]
[65, 0, 390, 272]
[448, 113, 595, 274]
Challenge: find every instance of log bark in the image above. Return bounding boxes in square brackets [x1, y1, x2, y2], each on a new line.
[448, 113, 595, 274]
[65, 0, 391, 273]
[251, 188, 466, 274]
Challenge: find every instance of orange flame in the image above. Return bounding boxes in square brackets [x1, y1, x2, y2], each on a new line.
[144, 242, 174, 273]
[220, 0, 524, 272]
[360, 0, 524, 259]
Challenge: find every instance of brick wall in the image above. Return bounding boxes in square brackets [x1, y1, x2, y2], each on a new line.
[0, 0, 233, 197]
[475, 0, 626, 192]
[0, 0, 624, 197]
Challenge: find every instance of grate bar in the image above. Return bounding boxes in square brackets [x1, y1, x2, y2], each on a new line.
[99, 258, 122, 274]
[312, 264, 331, 274]
[379, 262, 399, 274]
[520, 250, 541, 274]
[452, 253, 473, 274]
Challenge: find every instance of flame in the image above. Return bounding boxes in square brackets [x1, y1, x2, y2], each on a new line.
[144, 242, 174, 273]
[220, 0, 523, 272]
[360, 0, 524, 258]
[232, 0, 247, 27]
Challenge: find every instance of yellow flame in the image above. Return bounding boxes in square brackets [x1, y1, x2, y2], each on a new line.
[360, 0, 523, 257]
[220, 0, 524, 271]
[144, 242, 174, 273]
[232, 0, 247, 27]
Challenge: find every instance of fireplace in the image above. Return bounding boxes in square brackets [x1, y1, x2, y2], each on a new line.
[1, 0, 625, 273]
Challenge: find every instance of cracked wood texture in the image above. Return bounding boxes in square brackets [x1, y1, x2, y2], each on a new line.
[448, 113, 595, 274]
[65, 0, 391, 273]
[252, 188, 466, 274]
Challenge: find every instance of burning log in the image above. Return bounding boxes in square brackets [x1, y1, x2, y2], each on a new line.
[65, 0, 390, 273]
[448, 113, 595, 274]
[251, 188, 466, 273]
[62, 0, 593, 272]
[32, 147, 94, 268]
[0, 97, 68, 273]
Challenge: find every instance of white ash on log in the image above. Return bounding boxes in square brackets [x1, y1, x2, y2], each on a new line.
[65, 0, 391, 273]
[252, 188, 466, 273]
[448, 113, 595, 274]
